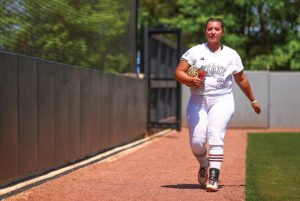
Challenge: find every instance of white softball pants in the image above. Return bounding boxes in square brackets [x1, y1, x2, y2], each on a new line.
[186, 93, 235, 167]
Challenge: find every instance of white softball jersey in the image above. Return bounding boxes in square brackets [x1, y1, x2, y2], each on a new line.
[181, 42, 244, 96]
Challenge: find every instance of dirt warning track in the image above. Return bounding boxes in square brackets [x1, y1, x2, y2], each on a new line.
[2, 128, 264, 201]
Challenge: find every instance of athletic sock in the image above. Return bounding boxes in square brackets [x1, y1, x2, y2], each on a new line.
[209, 145, 223, 170]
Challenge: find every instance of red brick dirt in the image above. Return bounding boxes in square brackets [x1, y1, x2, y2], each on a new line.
[4, 127, 300, 201]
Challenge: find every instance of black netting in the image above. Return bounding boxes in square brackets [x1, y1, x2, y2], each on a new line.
[0, 0, 136, 73]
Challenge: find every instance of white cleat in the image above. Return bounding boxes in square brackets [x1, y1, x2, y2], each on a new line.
[206, 168, 220, 192]
[206, 177, 218, 192]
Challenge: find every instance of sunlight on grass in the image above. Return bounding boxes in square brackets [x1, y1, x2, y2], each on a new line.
[246, 132, 300, 201]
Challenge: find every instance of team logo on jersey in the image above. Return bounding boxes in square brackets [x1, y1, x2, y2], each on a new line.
[205, 64, 225, 76]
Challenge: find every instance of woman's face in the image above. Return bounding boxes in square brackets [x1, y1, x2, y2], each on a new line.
[205, 21, 224, 44]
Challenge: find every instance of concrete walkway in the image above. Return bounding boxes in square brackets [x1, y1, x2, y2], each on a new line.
[4, 127, 249, 201]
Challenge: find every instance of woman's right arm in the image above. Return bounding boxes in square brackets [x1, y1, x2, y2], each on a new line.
[175, 60, 202, 88]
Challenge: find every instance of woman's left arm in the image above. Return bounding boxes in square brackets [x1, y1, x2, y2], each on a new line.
[234, 71, 261, 114]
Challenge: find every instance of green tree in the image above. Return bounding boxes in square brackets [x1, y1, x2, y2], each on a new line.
[138, 0, 300, 71]
[246, 0, 300, 70]
[139, 0, 248, 60]
[0, 0, 134, 73]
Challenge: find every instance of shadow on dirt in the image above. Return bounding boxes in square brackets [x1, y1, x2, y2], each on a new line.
[161, 184, 206, 189]
[161, 184, 245, 190]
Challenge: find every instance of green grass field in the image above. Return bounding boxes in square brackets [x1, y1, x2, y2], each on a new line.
[246, 132, 300, 201]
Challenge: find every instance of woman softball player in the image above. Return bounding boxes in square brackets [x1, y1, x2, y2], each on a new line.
[175, 18, 261, 192]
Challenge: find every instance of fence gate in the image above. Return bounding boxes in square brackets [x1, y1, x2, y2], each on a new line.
[140, 25, 182, 131]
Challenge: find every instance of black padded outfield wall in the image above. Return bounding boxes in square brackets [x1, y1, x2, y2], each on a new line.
[0, 50, 147, 186]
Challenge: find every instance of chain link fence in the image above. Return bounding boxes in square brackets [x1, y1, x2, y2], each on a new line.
[0, 0, 136, 73]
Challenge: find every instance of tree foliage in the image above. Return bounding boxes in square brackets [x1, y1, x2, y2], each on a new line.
[0, 0, 135, 73]
[138, 0, 300, 71]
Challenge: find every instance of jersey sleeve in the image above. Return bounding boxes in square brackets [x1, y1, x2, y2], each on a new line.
[232, 51, 244, 74]
[181, 48, 196, 66]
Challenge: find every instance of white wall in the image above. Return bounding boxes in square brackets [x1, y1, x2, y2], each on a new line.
[181, 71, 300, 128]
[269, 72, 300, 128]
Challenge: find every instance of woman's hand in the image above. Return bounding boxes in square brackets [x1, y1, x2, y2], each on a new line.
[175, 60, 204, 88]
[186, 77, 204, 88]
[251, 102, 261, 114]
